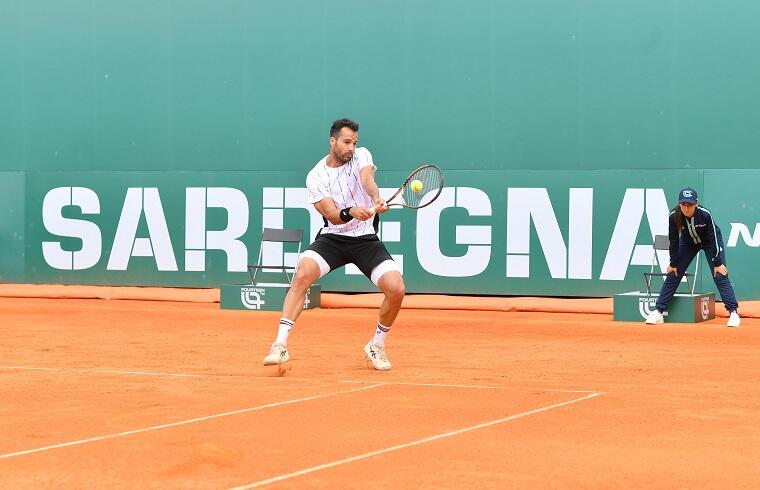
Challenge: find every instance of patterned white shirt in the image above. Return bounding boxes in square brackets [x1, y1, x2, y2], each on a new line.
[306, 147, 377, 237]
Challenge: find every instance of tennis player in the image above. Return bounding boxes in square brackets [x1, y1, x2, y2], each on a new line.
[645, 187, 740, 327]
[262, 118, 405, 370]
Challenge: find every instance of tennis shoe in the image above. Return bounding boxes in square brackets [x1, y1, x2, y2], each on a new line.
[364, 341, 391, 371]
[263, 343, 289, 365]
[727, 311, 741, 328]
[644, 310, 664, 325]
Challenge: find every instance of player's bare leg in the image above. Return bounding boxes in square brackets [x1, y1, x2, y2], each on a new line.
[262, 258, 321, 366]
[281, 258, 322, 322]
[364, 270, 405, 371]
[377, 270, 405, 327]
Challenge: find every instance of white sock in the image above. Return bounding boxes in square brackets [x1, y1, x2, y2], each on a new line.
[275, 318, 294, 345]
[372, 322, 391, 346]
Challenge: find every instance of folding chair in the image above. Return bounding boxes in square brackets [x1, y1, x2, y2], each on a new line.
[643, 234, 698, 296]
[247, 228, 304, 286]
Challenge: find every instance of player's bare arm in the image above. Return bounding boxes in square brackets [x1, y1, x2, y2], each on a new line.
[313, 196, 375, 223]
[360, 166, 388, 214]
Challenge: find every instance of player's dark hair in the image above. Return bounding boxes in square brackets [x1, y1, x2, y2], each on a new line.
[330, 118, 359, 137]
[673, 205, 684, 231]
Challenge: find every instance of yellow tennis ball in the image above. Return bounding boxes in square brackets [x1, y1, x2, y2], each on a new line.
[410, 179, 424, 193]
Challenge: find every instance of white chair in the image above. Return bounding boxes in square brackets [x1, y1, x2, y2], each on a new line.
[643, 234, 698, 296]
[247, 228, 304, 286]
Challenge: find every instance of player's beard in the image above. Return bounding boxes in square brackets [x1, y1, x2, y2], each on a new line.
[334, 149, 352, 163]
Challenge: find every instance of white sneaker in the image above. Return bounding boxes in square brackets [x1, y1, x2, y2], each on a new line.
[263, 343, 289, 365]
[363, 341, 391, 371]
[644, 310, 664, 325]
[727, 311, 741, 328]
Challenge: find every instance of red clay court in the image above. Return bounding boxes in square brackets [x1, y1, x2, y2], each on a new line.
[2, 290, 760, 489]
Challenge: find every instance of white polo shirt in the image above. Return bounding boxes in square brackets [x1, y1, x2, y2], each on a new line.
[306, 146, 377, 237]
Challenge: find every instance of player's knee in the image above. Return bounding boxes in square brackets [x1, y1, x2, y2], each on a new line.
[292, 268, 318, 289]
[385, 278, 405, 301]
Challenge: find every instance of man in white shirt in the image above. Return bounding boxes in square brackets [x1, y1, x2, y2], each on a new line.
[263, 118, 405, 370]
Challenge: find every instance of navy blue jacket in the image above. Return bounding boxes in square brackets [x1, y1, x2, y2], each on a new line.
[668, 206, 723, 268]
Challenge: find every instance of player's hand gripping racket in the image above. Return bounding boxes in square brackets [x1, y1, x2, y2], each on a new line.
[369, 164, 444, 215]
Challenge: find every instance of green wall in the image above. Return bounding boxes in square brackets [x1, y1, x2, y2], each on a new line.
[2, 1, 760, 173]
[0, 173, 25, 282]
[2, 2, 759, 299]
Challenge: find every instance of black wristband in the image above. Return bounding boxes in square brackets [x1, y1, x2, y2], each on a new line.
[339, 207, 353, 223]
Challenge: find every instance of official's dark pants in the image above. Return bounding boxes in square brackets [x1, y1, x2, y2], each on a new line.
[656, 227, 739, 313]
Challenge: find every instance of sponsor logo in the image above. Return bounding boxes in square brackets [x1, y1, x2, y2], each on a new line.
[701, 296, 711, 320]
[638, 297, 668, 320]
[240, 287, 265, 310]
[638, 297, 657, 319]
[43, 186, 743, 288]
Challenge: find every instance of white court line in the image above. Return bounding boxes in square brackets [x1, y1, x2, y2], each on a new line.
[0, 365, 206, 378]
[228, 391, 602, 489]
[339, 380, 510, 389]
[339, 380, 600, 393]
[0, 366, 602, 392]
[0, 365, 316, 381]
[0, 383, 385, 460]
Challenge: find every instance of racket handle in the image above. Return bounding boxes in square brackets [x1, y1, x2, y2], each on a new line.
[368, 203, 389, 216]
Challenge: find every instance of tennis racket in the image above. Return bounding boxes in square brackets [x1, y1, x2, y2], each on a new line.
[369, 164, 444, 215]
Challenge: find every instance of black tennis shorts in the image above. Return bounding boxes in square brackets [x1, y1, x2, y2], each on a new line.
[307, 232, 393, 278]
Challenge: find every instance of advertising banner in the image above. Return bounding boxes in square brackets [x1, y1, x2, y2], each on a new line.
[10, 169, 758, 299]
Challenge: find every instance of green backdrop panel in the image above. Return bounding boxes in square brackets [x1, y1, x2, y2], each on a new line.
[0, 172, 25, 282]
[702, 170, 760, 304]
[2, 1, 760, 172]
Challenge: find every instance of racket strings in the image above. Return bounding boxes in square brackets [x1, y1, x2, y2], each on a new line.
[403, 166, 443, 208]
